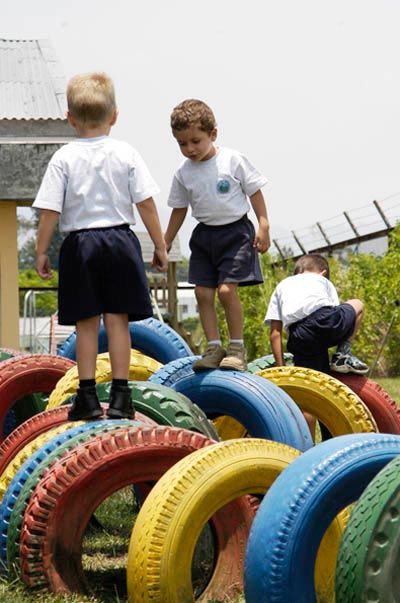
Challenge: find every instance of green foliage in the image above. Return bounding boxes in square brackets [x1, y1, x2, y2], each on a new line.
[18, 209, 65, 271]
[18, 269, 58, 317]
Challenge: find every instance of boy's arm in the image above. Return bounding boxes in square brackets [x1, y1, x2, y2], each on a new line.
[249, 189, 270, 253]
[269, 319, 285, 366]
[164, 207, 188, 251]
[136, 197, 168, 273]
[35, 209, 60, 279]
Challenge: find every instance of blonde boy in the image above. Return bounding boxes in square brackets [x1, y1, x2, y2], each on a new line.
[34, 72, 168, 420]
[165, 99, 270, 371]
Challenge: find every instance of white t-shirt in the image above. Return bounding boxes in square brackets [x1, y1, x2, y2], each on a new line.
[264, 272, 340, 331]
[167, 147, 267, 225]
[33, 136, 160, 233]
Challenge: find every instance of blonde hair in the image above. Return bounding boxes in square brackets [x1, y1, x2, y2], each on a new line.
[170, 99, 216, 135]
[294, 254, 330, 279]
[67, 72, 116, 127]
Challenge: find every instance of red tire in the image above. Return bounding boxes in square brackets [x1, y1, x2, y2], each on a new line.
[331, 373, 400, 434]
[19, 425, 254, 594]
[0, 405, 156, 476]
[0, 355, 76, 443]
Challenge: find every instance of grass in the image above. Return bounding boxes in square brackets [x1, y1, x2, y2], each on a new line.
[374, 377, 400, 403]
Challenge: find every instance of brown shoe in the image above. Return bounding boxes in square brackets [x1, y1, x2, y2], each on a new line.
[219, 343, 247, 371]
[192, 344, 226, 372]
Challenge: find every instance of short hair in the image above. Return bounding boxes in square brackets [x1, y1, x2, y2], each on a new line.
[294, 254, 330, 279]
[67, 72, 116, 127]
[170, 99, 216, 135]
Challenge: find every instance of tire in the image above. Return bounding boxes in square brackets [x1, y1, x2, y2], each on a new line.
[244, 432, 400, 603]
[0, 404, 155, 478]
[93, 381, 219, 440]
[0, 355, 76, 443]
[336, 454, 400, 603]
[153, 363, 313, 451]
[47, 350, 162, 409]
[57, 317, 192, 364]
[127, 437, 346, 602]
[1, 419, 139, 576]
[19, 425, 216, 592]
[254, 366, 378, 436]
[247, 352, 294, 372]
[330, 372, 400, 434]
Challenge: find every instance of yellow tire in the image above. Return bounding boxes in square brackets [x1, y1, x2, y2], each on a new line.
[127, 438, 345, 602]
[47, 350, 162, 409]
[212, 415, 247, 439]
[255, 366, 377, 435]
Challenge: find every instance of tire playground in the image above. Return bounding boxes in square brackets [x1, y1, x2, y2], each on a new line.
[0, 321, 399, 602]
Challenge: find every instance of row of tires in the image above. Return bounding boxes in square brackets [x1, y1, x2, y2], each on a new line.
[0, 319, 399, 601]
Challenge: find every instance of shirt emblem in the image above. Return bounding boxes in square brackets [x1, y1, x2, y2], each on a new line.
[217, 178, 230, 194]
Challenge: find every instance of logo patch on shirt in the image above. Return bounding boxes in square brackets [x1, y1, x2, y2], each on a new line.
[217, 178, 230, 194]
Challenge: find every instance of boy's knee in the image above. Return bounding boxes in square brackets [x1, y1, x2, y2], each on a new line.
[217, 283, 237, 303]
[346, 299, 364, 316]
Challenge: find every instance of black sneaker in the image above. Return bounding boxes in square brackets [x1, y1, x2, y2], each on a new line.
[330, 352, 369, 375]
[67, 386, 103, 421]
[107, 386, 135, 419]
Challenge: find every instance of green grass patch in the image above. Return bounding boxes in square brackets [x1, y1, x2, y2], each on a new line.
[374, 377, 400, 404]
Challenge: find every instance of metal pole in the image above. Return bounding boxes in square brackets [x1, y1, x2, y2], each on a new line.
[368, 301, 399, 377]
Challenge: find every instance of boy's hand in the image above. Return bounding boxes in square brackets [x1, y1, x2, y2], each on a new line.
[36, 254, 53, 279]
[253, 226, 271, 253]
[152, 248, 169, 272]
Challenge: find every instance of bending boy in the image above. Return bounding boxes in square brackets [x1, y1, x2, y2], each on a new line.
[265, 253, 368, 374]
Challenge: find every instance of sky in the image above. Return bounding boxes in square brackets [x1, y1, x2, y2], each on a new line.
[3, 0, 400, 256]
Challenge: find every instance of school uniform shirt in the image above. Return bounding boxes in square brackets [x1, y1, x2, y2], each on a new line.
[33, 136, 160, 232]
[264, 272, 340, 331]
[167, 147, 267, 225]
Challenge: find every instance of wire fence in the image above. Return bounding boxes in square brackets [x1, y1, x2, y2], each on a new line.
[270, 194, 400, 261]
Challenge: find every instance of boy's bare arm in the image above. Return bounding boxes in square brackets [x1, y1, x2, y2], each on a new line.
[136, 197, 168, 273]
[249, 189, 270, 253]
[270, 320, 284, 366]
[164, 207, 188, 251]
[35, 209, 60, 279]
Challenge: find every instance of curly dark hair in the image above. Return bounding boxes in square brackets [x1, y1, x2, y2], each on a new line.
[170, 99, 216, 134]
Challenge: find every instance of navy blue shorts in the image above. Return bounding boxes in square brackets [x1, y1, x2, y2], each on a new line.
[58, 225, 153, 325]
[287, 304, 356, 373]
[188, 215, 264, 288]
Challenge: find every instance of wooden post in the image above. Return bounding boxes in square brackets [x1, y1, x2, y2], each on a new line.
[167, 262, 178, 329]
[0, 201, 20, 349]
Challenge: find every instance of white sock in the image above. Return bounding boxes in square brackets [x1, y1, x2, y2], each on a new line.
[208, 340, 222, 346]
[229, 339, 244, 345]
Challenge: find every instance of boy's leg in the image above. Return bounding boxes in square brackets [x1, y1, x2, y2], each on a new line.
[103, 312, 135, 418]
[330, 300, 368, 374]
[218, 283, 247, 371]
[192, 286, 226, 371]
[68, 315, 102, 420]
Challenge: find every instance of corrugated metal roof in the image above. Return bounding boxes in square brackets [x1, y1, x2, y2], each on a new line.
[0, 38, 67, 120]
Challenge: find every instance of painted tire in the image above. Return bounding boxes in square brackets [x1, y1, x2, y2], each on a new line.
[93, 381, 219, 440]
[0, 355, 76, 443]
[2, 419, 139, 576]
[247, 352, 294, 372]
[127, 437, 345, 602]
[47, 350, 162, 409]
[244, 432, 400, 603]
[330, 373, 400, 434]
[153, 363, 313, 451]
[57, 317, 192, 364]
[18, 425, 216, 591]
[255, 366, 377, 435]
[0, 404, 155, 478]
[336, 454, 400, 602]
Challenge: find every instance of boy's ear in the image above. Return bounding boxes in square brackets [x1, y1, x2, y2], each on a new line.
[66, 111, 77, 128]
[211, 127, 218, 141]
[320, 269, 328, 277]
[110, 109, 118, 126]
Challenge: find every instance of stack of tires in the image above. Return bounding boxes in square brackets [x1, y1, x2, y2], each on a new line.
[0, 319, 398, 602]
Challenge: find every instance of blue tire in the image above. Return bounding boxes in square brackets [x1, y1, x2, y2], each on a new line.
[151, 362, 313, 452]
[57, 317, 192, 364]
[244, 432, 400, 603]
